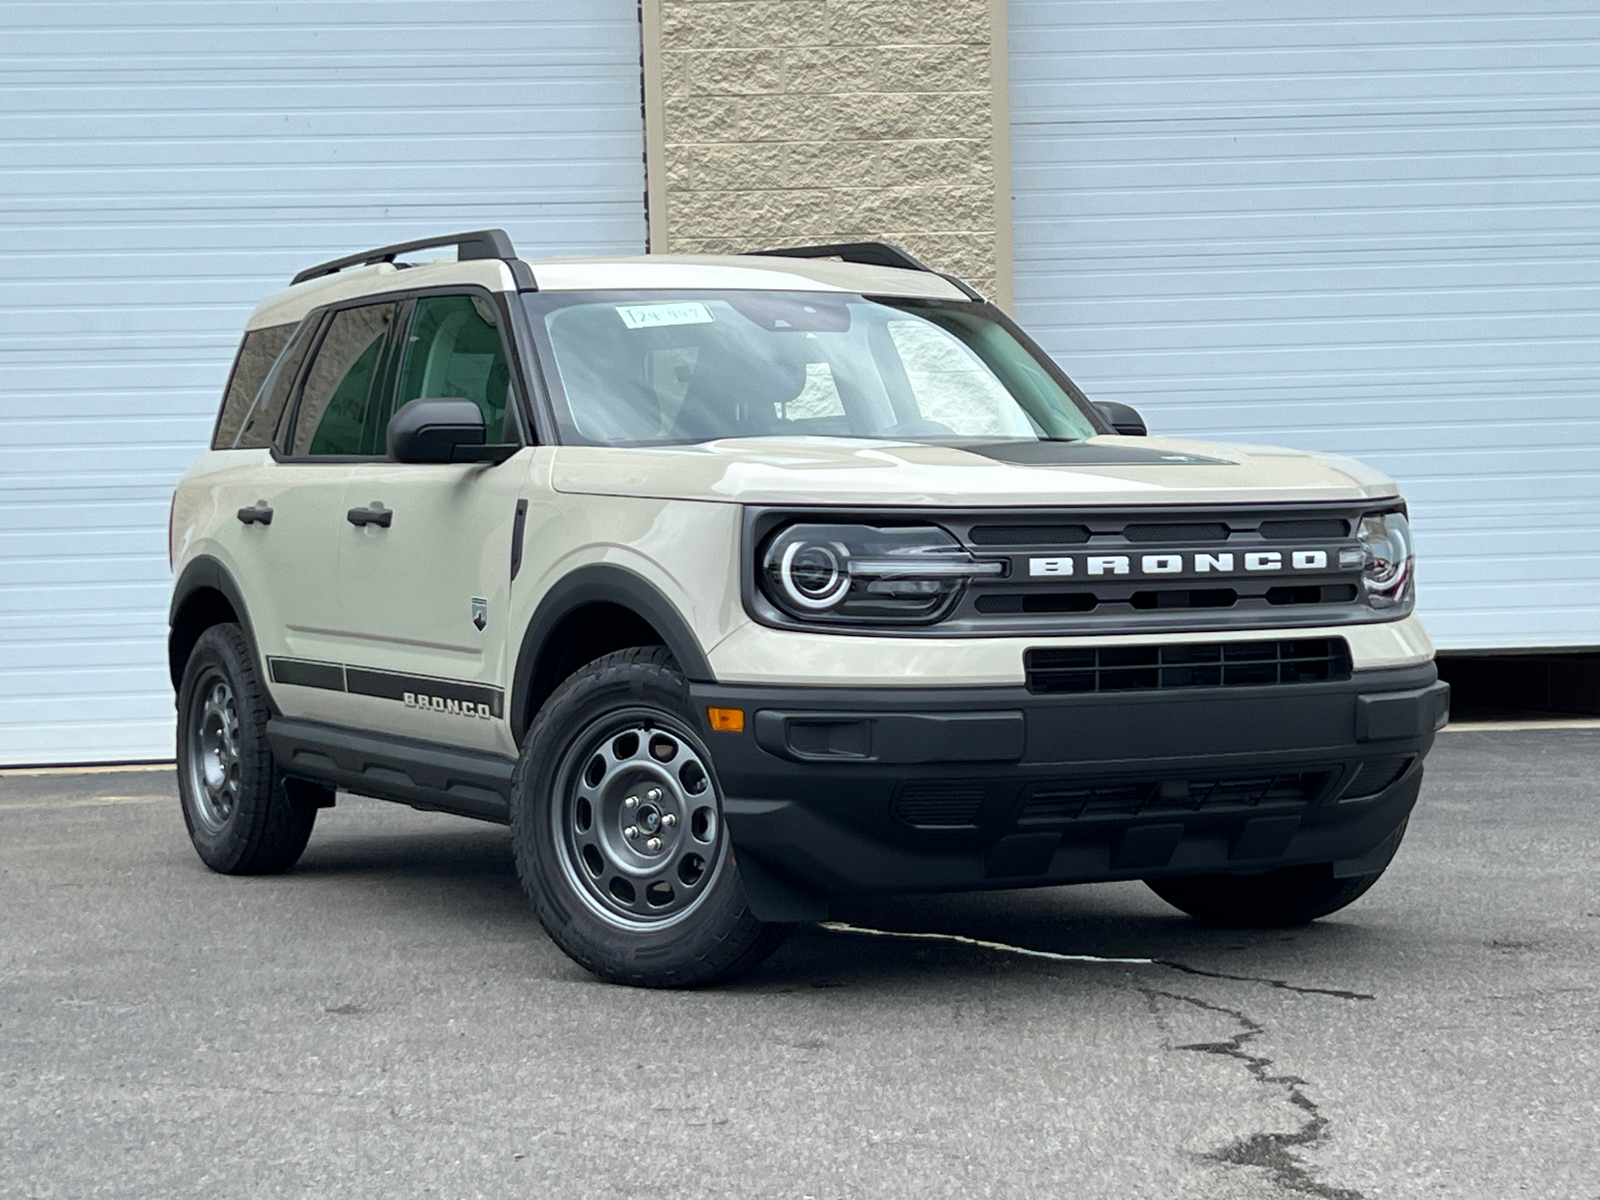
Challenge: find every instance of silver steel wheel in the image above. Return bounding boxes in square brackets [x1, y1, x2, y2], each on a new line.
[186, 672, 241, 834]
[553, 710, 728, 931]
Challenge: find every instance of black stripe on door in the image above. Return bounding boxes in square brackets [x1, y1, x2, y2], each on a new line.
[267, 656, 504, 720]
[267, 657, 345, 691]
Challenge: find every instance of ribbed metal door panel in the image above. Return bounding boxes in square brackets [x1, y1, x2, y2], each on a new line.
[1009, 1, 1600, 651]
[0, 1, 646, 765]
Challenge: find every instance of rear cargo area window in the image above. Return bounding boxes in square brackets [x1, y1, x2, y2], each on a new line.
[212, 323, 294, 449]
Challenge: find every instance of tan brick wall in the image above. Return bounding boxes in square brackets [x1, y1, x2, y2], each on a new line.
[643, 0, 1011, 305]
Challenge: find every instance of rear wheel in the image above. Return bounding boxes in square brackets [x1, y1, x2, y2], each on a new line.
[512, 647, 789, 987]
[177, 623, 318, 874]
[1146, 819, 1408, 927]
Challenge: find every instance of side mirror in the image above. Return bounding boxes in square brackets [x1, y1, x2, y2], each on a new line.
[1095, 401, 1148, 437]
[387, 398, 516, 464]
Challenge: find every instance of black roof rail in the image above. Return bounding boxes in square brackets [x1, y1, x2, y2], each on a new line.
[746, 241, 934, 273]
[291, 229, 518, 286]
[744, 240, 985, 302]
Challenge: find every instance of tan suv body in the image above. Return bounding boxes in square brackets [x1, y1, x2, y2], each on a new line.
[168, 232, 1447, 986]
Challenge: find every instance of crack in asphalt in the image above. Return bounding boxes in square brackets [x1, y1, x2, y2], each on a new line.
[818, 922, 1372, 1197]
[1157, 959, 1376, 1002]
[817, 921, 1156, 965]
[817, 921, 1375, 1000]
[1143, 989, 1365, 1200]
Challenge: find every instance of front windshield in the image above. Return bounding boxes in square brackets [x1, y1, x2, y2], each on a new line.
[524, 291, 1101, 446]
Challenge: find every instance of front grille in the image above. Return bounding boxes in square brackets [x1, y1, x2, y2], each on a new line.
[977, 583, 1359, 615]
[1129, 588, 1237, 610]
[1265, 584, 1359, 606]
[976, 592, 1097, 614]
[932, 504, 1376, 636]
[893, 780, 991, 827]
[1025, 638, 1351, 695]
[965, 514, 1353, 547]
[1123, 522, 1230, 542]
[1259, 518, 1349, 540]
[969, 523, 1090, 546]
[1020, 771, 1328, 825]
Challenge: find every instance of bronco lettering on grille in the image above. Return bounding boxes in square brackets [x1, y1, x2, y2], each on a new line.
[1029, 549, 1335, 578]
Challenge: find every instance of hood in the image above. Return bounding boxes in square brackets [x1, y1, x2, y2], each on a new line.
[550, 435, 1399, 509]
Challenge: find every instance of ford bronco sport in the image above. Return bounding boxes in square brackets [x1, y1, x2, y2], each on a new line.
[169, 230, 1449, 987]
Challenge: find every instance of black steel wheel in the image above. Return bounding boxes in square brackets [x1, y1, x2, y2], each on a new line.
[176, 623, 318, 874]
[512, 647, 790, 987]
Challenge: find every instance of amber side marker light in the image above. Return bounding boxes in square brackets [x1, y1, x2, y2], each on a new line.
[707, 707, 745, 733]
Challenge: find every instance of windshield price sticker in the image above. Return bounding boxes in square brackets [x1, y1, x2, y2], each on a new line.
[616, 302, 715, 330]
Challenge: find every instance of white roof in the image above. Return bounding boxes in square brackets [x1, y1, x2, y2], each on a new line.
[530, 255, 970, 300]
[247, 258, 518, 330]
[246, 250, 970, 330]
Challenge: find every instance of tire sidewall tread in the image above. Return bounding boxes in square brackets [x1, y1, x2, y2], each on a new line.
[176, 623, 315, 875]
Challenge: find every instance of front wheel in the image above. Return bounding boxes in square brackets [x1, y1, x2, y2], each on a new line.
[1146, 819, 1408, 927]
[512, 648, 790, 988]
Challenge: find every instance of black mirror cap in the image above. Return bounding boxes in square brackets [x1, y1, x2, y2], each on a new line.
[1095, 401, 1148, 437]
[387, 397, 486, 463]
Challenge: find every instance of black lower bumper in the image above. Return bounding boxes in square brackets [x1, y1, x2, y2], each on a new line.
[690, 664, 1448, 920]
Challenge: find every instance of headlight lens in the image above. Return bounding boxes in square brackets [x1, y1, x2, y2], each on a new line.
[760, 523, 1002, 624]
[1358, 510, 1414, 610]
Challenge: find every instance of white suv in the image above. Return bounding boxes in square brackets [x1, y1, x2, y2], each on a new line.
[169, 230, 1449, 987]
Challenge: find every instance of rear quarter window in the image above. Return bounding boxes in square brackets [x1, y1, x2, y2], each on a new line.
[212, 324, 296, 449]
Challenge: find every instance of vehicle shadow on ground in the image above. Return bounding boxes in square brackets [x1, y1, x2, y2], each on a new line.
[284, 818, 1391, 992]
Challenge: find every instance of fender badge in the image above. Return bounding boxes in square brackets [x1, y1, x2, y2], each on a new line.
[471, 597, 488, 631]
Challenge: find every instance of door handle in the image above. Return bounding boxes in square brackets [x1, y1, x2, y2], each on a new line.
[236, 501, 273, 526]
[347, 502, 392, 528]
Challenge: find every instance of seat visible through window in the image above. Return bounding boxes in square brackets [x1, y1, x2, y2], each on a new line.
[394, 294, 512, 440]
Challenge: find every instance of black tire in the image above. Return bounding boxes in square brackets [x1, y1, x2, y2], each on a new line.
[176, 623, 318, 875]
[1145, 818, 1408, 928]
[511, 646, 790, 988]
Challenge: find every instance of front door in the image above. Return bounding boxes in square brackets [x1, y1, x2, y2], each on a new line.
[334, 292, 530, 757]
[251, 298, 400, 724]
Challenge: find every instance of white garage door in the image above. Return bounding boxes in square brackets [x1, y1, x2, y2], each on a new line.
[0, 2, 647, 766]
[1010, 1, 1600, 652]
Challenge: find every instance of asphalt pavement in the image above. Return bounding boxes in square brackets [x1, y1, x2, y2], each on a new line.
[1, 728, 1596, 1199]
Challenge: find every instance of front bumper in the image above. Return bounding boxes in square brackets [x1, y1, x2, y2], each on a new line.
[690, 664, 1448, 920]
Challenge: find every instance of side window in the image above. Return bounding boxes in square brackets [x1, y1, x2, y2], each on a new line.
[394, 294, 512, 439]
[212, 323, 294, 449]
[290, 303, 397, 457]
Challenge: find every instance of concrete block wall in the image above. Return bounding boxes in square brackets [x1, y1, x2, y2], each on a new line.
[644, 0, 1011, 305]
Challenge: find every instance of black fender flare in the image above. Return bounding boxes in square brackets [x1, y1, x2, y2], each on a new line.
[509, 564, 715, 736]
[167, 555, 267, 696]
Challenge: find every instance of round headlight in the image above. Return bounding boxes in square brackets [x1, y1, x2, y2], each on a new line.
[778, 538, 851, 610]
[1358, 511, 1414, 609]
[758, 522, 1002, 624]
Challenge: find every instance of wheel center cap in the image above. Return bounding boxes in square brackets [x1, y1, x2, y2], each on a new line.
[637, 804, 662, 834]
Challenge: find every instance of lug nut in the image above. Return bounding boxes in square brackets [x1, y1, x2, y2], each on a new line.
[662, 813, 678, 828]
[624, 825, 640, 840]
[623, 795, 638, 810]
[645, 837, 663, 852]
[646, 787, 663, 802]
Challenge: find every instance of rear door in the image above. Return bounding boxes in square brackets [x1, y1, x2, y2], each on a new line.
[335, 290, 530, 756]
